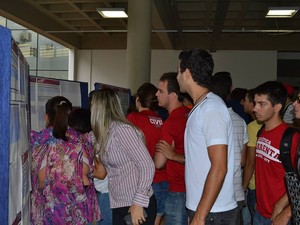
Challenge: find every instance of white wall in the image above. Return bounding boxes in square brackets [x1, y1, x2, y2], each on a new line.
[75, 50, 127, 91]
[75, 49, 277, 92]
[151, 50, 181, 84]
[75, 50, 92, 89]
[212, 51, 277, 89]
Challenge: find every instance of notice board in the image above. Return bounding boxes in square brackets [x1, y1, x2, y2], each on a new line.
[30, 76, 89, 131]
[94, 82, 132, 115]
[0, 26, 31, 225]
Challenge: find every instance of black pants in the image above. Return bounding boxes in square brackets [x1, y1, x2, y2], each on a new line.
[112, 195, 157, 225]
[188, 207, 238, 225]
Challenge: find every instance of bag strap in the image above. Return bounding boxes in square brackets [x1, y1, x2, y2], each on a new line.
[279, 127, 297, 173]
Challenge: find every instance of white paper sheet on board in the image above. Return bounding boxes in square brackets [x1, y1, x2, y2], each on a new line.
[60, 80, 81, 107]
[8, 157, 22, 225]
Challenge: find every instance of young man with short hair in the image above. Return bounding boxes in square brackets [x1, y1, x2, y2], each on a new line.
[177, 49, 237, 225]
[252, 81, 300, 225]
[154, 72, 190, 225]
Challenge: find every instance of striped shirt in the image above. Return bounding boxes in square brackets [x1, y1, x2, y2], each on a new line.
[228, 108, 248, 202]
[101, 121, 155, 208]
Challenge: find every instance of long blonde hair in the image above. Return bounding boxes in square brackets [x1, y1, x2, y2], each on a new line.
[90, 88, 138, 157]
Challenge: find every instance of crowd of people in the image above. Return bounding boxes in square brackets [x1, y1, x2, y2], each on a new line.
[30, 48, 300, 225]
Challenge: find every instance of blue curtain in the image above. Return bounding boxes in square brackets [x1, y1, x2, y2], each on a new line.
[0, 26, 11, 225]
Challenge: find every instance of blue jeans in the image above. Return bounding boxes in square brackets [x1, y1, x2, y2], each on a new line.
[253, 211, 292, 225]
[152, 181, 168, 216]
[247, 189, 256, 221]
[164, 192, 188, 225]
[96, 192, 112, 225]
[242, 205, 251, 225]
[253, 211, 272, 225]
[188, 207, 238, 225]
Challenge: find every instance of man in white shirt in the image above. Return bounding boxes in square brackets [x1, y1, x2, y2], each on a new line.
[177, 49, 237, 225]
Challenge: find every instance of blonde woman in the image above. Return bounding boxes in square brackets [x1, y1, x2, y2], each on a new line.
[91, 88, 156, 225]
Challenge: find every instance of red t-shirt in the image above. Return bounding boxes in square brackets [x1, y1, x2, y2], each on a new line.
[127, 110, 166, 183]
[160, 106, 190, 192]
[255, 123, 300, 218]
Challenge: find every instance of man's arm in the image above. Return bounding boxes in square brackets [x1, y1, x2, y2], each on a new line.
[241, 143, 247, 168]
[154, 139, 170, 169]
[191, 144, 228, 225]
[242, 146, 256, 190]
[156, 140, 185, 164]
[271, 193, 290, 221]
[271, 205, 291, 225]
[154, 149, 168, 169]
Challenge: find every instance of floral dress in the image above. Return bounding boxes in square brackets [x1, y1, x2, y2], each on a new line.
[31, 127, 101, 225]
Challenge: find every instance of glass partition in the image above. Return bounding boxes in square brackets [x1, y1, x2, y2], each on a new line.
[1, 16, 69, 80]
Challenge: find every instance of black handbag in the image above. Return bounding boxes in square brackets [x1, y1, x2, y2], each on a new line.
[284, 172, 300, 225]
[279, 127, 300, 225]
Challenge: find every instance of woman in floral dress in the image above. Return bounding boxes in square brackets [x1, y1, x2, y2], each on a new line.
[31, 96, 100, 225]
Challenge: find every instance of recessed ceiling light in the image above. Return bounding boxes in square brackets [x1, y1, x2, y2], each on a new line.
[97, 8, 128, 18]
[266, 7, 299, 18]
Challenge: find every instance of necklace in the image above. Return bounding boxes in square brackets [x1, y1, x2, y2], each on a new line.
[188, 91, 209, 117]
[194, 91, 209, 105]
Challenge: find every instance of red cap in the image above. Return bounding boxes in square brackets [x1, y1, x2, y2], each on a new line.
[283, 83, 294, 96]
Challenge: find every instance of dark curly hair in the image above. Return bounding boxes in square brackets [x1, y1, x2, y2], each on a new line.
[178, 49, 214, 88]
[211, 71, 232, 101]
[136, 83, 158, 111]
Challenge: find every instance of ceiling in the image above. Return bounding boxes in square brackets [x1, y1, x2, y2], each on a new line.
[1, 0, 300, 52]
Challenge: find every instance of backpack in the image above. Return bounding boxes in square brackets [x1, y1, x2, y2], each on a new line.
[257, 126, 300, 224]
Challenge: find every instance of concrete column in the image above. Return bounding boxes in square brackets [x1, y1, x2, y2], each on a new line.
[127, 0, 152, 92]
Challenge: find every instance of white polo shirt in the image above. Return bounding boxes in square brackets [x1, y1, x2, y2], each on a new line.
[185, 92, 237, 212]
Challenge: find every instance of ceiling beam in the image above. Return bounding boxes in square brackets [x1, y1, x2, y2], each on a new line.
[183, 32, 300, 51]
[233, 0, 251, 30]
[33, 0, 127, 3]
[0, 0, 81, 49]
[152, 0, 175, 49]
[152, 1, 173, 49]
[65, 0, 106, 31]
[75, 31, 300, 50]
[23, 0, 81, 34]
[169, 1, 185, 49]
[204, 0, 213, 29]
[209, 0, 230, 52]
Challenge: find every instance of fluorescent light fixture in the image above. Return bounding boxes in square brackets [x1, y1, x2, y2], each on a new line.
[97, 8, 128, 18]
[266, 7, 299, 18]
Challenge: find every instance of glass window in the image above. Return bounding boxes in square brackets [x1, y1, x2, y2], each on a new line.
[29, 70, 37, 77]
[2, 17, 69, 80]
[11, 30, 38, 70]
[0, 16, 6, 26]
[37, 70, 68, 80]
[7, 19, 27, 29]
[38, 35, 69, 73]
